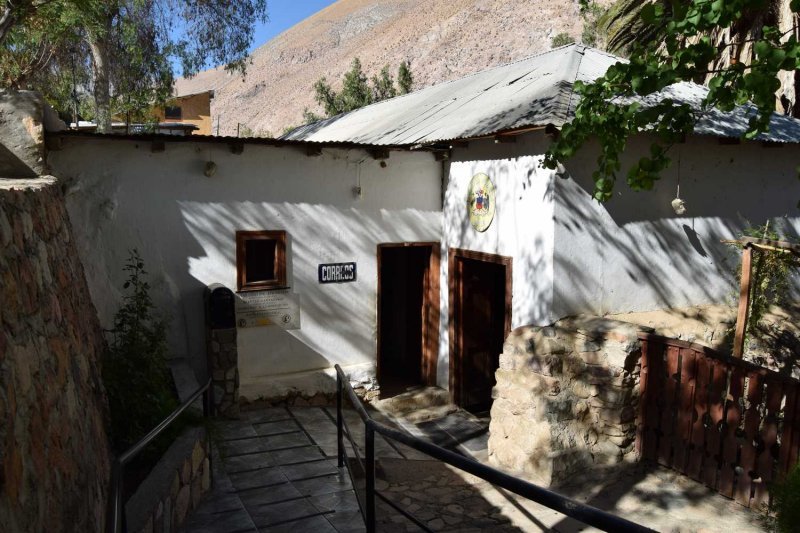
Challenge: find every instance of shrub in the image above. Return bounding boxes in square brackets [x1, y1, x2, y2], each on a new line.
[728, 223, 800, 345]
[769, 462, 800, 532]
[551, 32, 575, 48]
[103, 249, 177, 452]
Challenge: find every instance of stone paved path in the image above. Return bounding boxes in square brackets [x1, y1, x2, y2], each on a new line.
[181, 406, 368, 533]
[182, 404, 767, 533]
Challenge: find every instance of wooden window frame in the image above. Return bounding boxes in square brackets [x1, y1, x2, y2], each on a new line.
[236, 230, 287, 292]
[164, 105, 182, 120]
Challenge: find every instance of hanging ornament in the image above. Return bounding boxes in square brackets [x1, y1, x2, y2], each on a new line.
[671, 153, 686, 215]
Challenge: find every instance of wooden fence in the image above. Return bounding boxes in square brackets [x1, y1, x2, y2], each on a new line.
[637, 333, 800, 509]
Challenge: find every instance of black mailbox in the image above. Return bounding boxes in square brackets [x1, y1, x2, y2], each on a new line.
[205, 283, 236, 329]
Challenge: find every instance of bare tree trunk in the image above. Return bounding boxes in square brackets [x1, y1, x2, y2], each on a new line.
[777, 0, 799, 116]
[88, 25, 112, 133]
[0, 4, 17, 44]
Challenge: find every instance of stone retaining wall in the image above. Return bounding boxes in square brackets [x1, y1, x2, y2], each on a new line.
[488, 317, 645, 486]
[126, 426, 211, 533]
[0, 177, 111, 532]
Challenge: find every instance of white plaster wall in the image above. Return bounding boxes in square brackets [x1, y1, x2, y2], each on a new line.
[49, 138, 442, 399]
[554, 134, 800, 317]
[443, 135, 557, 387]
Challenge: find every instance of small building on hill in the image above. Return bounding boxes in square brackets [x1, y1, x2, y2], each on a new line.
[45, 44, 800, 411]
[154, 90, 215, 135]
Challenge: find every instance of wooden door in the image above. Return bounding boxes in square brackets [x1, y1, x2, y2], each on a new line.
[449, 249, 512, 412]
[377, 243, 440, 395]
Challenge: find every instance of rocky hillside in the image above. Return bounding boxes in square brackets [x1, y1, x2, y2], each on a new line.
[176, 0, 609, 137]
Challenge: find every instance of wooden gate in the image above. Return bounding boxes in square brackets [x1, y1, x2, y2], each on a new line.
[638, 333, 800, 508]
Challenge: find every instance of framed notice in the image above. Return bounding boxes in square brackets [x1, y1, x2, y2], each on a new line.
[235, 289, 300, 329]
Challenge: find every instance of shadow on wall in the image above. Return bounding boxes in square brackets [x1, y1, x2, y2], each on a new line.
[0, 142, 39, 179]
[551, 136, 800, 317]
[54, 139, 442, 391]
[442, 156, 555, 328]
[181, 200, 440, 384]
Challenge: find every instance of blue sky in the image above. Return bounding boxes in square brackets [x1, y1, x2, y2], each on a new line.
[171, 1, 337, 74]
[250, 0, 338, 54]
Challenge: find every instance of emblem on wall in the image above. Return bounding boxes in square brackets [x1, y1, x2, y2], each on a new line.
[467, 172, 496, 232]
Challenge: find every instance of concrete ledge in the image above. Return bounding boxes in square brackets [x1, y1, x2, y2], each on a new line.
[239, 362, 378, 406]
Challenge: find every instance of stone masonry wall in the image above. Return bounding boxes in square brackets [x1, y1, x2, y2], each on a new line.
[0, 178, 111, 532]
[488, 317, 645, 487]
[126, 427, 210, 533]
[208, 327, 239, 418]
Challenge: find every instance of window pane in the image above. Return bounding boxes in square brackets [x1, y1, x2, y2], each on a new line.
[164, 106, 182, 120]
[245, 239, 276, 283]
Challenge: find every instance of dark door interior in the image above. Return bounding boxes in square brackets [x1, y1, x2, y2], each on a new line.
[456, 257, 507, 413]
[378, 246, 432, 395]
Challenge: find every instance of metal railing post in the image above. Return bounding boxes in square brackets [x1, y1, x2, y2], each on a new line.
[336, 372, 344, 468]
[365, 422, 376, 533]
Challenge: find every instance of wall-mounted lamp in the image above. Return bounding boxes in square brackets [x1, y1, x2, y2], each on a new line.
[353, 186, 362, 199]
[204, 161, 218, 177]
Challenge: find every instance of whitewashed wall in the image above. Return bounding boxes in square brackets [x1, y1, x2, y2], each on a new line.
[554, 134, 800, 317]
[444, 135, 558, 387]
[49, 138, 442, 399]
[448, 131, 800, 339]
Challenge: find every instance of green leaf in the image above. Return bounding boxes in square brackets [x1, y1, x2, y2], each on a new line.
[641, 4, 657, 24]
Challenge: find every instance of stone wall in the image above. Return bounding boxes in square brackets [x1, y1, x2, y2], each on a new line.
[126, 427, 210, 533]
[0, 177, 111, 532]
[488, 317, 645, 487]
[207, 327, 239, 417]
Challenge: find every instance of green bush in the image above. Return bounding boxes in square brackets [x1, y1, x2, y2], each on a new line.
[729, 223, 800, 344]
[551, 32, 575, 48]
[103, 249, 177, 452]
[769, 462, 800, 532]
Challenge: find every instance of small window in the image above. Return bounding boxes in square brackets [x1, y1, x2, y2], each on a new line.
[236, 230, 287, 291]
[164, 106, 182, 120]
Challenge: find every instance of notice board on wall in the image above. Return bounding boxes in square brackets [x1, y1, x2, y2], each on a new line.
[235, 289, 300, 329]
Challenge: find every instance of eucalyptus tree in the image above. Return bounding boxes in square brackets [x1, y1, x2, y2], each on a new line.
[544, 0, 800, 202]
[1, 0, 268, 131]
[311, 58, 415, 118]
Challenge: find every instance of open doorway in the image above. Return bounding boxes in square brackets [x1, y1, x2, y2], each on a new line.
[449, 249, 512, 413]
[377, 243, 440, 396]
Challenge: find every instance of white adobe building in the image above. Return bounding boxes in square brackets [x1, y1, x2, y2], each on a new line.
[48, 44, 800, 410]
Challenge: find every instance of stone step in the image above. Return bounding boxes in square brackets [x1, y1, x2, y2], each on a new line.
[372, 386, 454, 422]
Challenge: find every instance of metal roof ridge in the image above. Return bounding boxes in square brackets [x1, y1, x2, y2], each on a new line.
[304, 44, 606, 121]
[562, 46, 587, 124]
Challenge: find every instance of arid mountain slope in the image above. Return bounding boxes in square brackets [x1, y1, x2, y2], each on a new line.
[176, 0, 604, 136]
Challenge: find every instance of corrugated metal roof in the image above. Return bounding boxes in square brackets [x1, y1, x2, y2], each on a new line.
[47, 130, 418, 151]
[631, 82, 800, 143]
[284, 44, 800, 146]
[284, 44, 620, 145]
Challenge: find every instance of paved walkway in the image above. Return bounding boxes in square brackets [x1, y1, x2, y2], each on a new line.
[182, 407, 366, 533]
[182, 405, 766, 533]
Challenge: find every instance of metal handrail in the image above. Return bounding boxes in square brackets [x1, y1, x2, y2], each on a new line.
[334, 364, 655, 533]
[106, 378, 214, 533]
